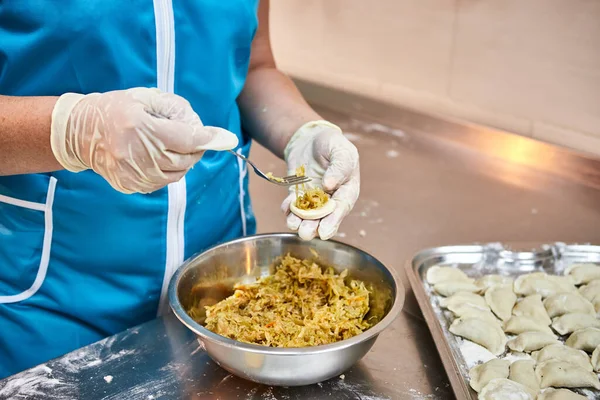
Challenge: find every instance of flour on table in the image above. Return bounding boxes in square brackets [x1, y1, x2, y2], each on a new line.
[58, 336, 136, 373]
[407, 388, 440, 399]
[333, 379, 390, 400]
[0, 365, 63, 399]
[386, 150, 399, 158]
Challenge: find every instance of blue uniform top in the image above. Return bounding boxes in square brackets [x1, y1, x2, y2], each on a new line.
[0, 0, 258, 378]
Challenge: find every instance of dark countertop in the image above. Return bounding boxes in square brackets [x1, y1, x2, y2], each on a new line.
[3, 81, 600, 399]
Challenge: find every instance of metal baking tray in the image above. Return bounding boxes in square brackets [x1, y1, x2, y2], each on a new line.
[405, 242, 600, 400]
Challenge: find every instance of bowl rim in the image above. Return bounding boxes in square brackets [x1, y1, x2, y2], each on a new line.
[168, 232, 404, 355]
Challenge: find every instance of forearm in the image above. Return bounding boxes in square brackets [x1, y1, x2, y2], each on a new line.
[0, 95, 62, 175]
[238, 67, 321, 160]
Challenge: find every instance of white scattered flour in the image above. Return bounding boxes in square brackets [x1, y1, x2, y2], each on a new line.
[406, 388, 439, 399]
[503, 352, 533, 364]
[386, 150, 399, 159]
[459, 339, 495, 368]
[333, 379, 390, 400]
[100, 374, 177, 400]
[354, 121, 407, 140]
[0, 365, 63, 399]
[59, 345, 135, 374]
[0, 334, 138, 399]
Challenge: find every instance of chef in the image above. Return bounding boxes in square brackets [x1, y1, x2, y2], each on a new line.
[0, 0, 360, 378]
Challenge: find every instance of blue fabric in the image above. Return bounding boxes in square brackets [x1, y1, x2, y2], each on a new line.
[0, 0, 258, 378]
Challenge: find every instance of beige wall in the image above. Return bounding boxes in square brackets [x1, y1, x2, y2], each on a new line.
[270, 0, 600, 156]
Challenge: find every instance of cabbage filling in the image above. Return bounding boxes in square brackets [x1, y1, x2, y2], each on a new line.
[190, 254, 374, 347]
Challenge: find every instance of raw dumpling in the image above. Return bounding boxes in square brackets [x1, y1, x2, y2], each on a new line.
[449, 317, 507, 355]
[551, 312, 600, 335]
[507, 331, 558, 353]
[537, 388, 587, 400]
[426, 265, 472, 285]
[578, 279, 600, 300]
[485, 285, 517, 321]
[454, 307, 502, 326]
[478, 378, 534, 400]
[514, 272, 575, 298]
[578, 279, 600, 308]
[433, 281, 479, 297]
[508, 359, 539, 393]
[476, 275, 514, 292]
[578, 280, 600, 314]
[543, 292, 595, 318]
[469, 358, 509, 392]
[532, 343, 592, 371]
[535, 360, 600, 389]
[565, 327, 600, 352]
[439, 291, 487, 309]
[564, 263, 600, 285]
[592, 345, 600, 372]
[504, 316, 554, 335]
[512, 294, 552, 325]
[447, 302, 489, 316]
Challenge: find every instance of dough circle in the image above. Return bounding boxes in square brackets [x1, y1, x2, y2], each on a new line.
[290, 198, 336, 220]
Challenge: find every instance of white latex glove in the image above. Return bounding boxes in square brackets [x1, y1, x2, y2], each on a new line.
[50, 87, 238, 194]
[282, 120, 360, 240]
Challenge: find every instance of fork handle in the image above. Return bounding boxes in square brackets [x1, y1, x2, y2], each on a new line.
[228, 149, 244, 159]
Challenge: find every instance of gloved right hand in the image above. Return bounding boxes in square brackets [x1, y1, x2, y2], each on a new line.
[50, 87, 238, 194]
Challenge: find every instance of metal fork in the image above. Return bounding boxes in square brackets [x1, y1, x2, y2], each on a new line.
[228, 150, 311, 187]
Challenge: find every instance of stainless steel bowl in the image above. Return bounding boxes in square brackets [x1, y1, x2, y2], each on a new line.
[168, 233, 404, 386]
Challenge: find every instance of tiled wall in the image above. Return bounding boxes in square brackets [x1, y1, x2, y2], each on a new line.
[270, 0, 600, 156]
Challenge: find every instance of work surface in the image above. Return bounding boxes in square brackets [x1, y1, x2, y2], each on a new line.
[3, 82, 600, 399]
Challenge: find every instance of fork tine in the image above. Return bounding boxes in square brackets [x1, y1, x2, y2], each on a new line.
[283, 174, 310, 182]
[232, 149, 314, 187]
[282, 176, 308, 183]
[282, 177, 312, 185]
[266, 176, 311, 187]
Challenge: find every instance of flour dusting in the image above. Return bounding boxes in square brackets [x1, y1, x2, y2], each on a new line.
[57, 336, 136, 374]
[333, 379, 390, 400]
[245, 387, 259, 400]
[354, 121, 407, 140]
[59, 347, 135, 374]
[0, 365, 63, 399]
[100, 373, 176, 400]
[406, 388, 439, 399]
[503, 352, 533, 364]
[260, 387, 278, 400]
[459, 339, 495, 368]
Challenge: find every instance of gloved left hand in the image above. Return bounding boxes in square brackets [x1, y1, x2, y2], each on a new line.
[282, 120, 360, 240]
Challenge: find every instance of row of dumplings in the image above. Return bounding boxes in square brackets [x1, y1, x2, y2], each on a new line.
[426, 263, 600, 399]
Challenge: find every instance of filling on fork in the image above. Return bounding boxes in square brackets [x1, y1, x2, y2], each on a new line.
[265, 172, 284, 183]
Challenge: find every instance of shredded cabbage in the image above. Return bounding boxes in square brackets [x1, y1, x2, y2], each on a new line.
[292, 164, 329, 210]
[192, 254, 374, 347]
[295, 188, 329, 210]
